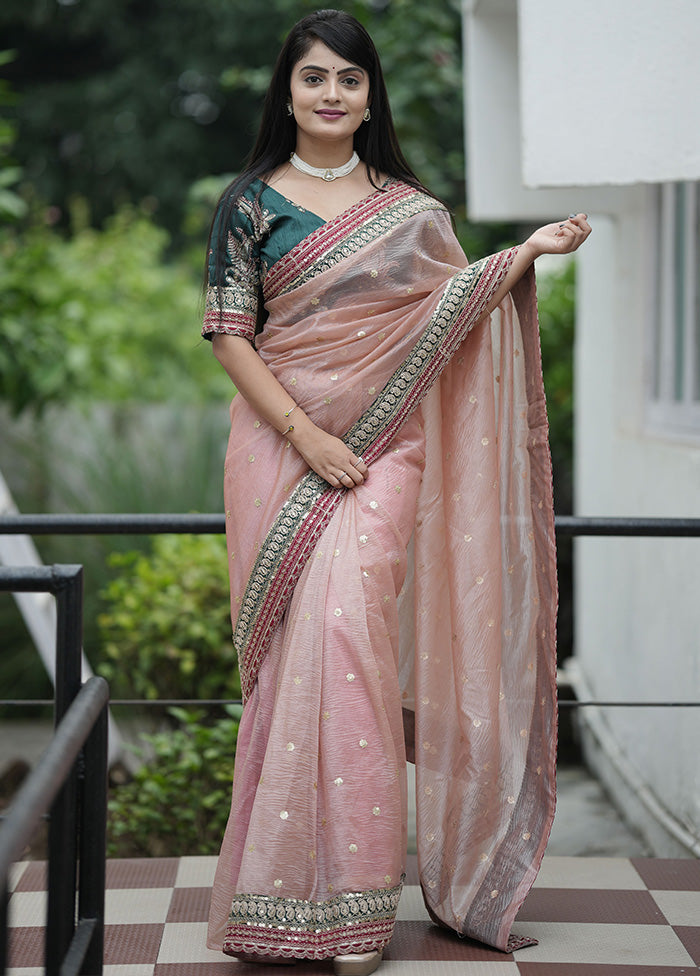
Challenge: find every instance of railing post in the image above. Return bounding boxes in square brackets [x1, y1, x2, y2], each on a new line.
[54, 565, 84, 725]
[47, 566, 83, 976]
[78, 701, 108, 975]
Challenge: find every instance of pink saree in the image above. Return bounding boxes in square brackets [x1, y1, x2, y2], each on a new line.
[205, 180, 557, 959]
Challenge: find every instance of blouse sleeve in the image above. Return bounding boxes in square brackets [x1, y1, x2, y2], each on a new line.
[202, 194, 262, 343]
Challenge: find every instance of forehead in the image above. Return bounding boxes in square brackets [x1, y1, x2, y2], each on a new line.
[293, 38, 361, 73]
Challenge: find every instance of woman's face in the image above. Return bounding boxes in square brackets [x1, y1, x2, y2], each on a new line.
[289, 39, 370, 149]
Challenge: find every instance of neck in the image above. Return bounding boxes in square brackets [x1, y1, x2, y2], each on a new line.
[294, 136, 356, 169]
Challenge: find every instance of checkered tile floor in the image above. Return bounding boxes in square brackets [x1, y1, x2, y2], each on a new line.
[7, 855, 700, 975]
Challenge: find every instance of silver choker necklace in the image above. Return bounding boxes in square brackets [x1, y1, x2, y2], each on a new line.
[289, 151, 360, 182]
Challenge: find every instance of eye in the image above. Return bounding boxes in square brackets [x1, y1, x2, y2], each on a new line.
[303, 73, 323, 84]
[342, 76, 361, 87]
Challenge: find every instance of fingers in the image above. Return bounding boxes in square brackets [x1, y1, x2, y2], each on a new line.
[353, 453, 369, 477]
[554, 212, 591, 249]
[332, 454, 369, 490]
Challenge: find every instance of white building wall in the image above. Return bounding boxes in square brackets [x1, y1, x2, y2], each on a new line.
[575, 207, 700, 855]
[519, 0, 700, 187]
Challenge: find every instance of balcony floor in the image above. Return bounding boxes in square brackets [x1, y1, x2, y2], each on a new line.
[7, 854, 700, 975]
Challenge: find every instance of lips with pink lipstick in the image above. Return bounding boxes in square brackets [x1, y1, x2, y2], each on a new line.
[315, 109, 346, 119]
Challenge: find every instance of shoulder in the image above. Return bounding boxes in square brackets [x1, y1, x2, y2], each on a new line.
[216, 179, 276, 246]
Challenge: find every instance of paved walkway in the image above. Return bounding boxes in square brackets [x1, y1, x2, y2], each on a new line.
[7, 853, 700, 975]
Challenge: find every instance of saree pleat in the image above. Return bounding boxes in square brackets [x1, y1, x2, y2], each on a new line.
[207, 182, 557, 958]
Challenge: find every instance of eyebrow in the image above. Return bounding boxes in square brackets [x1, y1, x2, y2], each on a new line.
[299, 64, 365, 76]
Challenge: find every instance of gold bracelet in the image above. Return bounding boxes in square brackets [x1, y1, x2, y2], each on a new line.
[283, 403, 298, 419]
[282, 424, 294, 436]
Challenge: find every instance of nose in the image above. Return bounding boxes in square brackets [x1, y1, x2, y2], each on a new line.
[323, 77, 341, 102]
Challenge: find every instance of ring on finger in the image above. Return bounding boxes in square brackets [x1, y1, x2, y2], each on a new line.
[568, 212, 577, 219]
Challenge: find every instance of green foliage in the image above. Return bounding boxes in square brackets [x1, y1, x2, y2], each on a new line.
[536, 260, 576, 660]
[0, 202, 228, 416]
[350, 0, 463, 203]
[107, 706, 241, 857]
[1, 0, 309, 231]
[0, 50, 27, 221]
[98, 534, 239, 703]
[0, 0, 493, 235]
[537, 260, 576, 504]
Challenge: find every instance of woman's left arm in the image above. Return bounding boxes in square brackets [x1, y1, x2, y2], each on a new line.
[483, 212, 591, 317]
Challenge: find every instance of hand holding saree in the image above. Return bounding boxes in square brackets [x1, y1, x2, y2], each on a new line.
[203, 179, 557, 959]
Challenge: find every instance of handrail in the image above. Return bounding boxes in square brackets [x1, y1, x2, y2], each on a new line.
[2, 513, 698, 536]
[555, 515, 700, 536]
[0, 566, 108, 976]
[0, 677, 108, 888]
[0, 513, 225, 534]
[0, 677, 108, 976]
[0, 696, 698, 710]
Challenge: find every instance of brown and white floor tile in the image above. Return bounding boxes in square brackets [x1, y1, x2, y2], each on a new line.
[5, 854, 700, 975]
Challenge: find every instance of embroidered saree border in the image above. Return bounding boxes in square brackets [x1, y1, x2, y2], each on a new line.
[234, 246, 517, 700]
[222, 880, 403, 959]
[202, 301, 256, 341]
[265, 181, 442, 299]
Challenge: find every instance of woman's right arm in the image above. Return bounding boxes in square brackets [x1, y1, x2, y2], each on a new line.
[212, 334, 368, 489]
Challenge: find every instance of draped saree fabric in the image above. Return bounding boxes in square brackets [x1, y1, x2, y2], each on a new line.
[203, 179, 557, 959]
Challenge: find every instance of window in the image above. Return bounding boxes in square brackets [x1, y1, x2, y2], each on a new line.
[647, 182, 700, 437]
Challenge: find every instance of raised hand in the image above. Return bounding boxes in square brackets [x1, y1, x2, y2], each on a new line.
[525, 213, 592, 259]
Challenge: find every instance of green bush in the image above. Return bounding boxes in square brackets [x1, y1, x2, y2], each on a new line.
[0, 200, 228, 416]
[537, 260, 576, 661]
[107, 706, 240, 857]
[538, 259, 575, 496]
[98, 533, 239, 702]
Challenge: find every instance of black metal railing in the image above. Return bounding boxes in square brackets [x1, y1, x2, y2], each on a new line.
[2, 512, 700, 537]
[1, 513, 699, 974]
[2, 513, 699, 713]
[0, 566, 108, 976]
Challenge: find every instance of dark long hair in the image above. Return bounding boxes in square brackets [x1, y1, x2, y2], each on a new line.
[206, 9, 436, 293]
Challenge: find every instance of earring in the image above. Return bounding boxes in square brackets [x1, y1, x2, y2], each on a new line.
[363, 107, 371, 122]
[286, 101, 294, 117]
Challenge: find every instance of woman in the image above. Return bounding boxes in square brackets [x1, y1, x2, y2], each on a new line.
[203, 9, 590, 975]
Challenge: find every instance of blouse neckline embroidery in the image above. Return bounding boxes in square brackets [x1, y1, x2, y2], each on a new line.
[255, 176, 393, 227]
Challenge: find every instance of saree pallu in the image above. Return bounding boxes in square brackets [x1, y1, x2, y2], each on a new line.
[207, 181, 557, 958]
